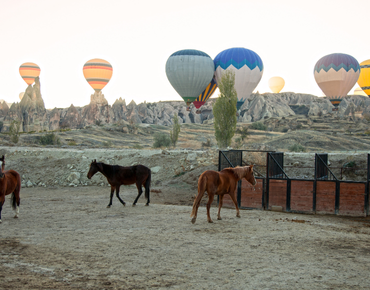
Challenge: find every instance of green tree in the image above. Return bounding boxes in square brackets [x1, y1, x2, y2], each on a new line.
[9, 120, 21, 144]
[170, 114, 181, 147]
[213, 70, 237, 148]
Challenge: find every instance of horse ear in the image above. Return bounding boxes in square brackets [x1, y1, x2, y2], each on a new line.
[94, 159, 96, 163]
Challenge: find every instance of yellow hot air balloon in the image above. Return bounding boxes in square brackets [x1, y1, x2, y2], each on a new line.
[268, 76, 285, 93]
[83, 58, 113, 92]
[19, 62, 40, 85]
[357, 59, 370, 97]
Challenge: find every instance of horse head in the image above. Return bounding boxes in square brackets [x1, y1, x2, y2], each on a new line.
[87, 159, 98, 179]
[245, 165, 257, 187]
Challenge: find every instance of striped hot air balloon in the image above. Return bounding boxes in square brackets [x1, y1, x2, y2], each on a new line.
[357, 59, 370, 97]
[214, 47, 264, 110]
[19, 62, 40, 85]
[193, 78, 218, 109]
[83, 58, 113, 92]
[165, 49, 214, 107]
[314, 53, 360, 108]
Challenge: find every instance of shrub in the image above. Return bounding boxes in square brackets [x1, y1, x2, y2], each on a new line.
[250, 122, 267, 131]
[153, 133, 171, 148]
[288, 143, 306, 152]
[39, 133, 60, 145]
[202, 138, 212, 148]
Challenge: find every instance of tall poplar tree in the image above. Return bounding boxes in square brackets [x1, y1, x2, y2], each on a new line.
[213, 70, 237, 148]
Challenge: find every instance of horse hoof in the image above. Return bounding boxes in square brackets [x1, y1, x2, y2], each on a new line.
[14, 215, 18, 219]
[132, 204, 136, 207]
[236, 215, 241, 218]
[191, 218, 196, 224]
[107, 205, 111, 208]
[217, 217, 222, 220]
[145, 203, 149, 206]
[208, 220, 214, 223]
[0, 220, 2, 223]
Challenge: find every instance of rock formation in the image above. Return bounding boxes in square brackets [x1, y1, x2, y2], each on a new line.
[1, 77, 369, 133]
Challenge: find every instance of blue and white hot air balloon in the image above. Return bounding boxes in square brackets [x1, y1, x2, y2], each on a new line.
[214, 47, 264, 109]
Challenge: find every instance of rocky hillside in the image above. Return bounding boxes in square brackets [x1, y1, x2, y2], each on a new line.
[1, 78, 370, 133]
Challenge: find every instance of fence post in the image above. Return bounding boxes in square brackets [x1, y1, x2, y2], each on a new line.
[265, 152, 270, 210]
[335, 181, 340, 215]
[286, 179, 291, 212]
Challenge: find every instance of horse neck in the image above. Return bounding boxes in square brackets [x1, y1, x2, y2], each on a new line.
[98, 163, 114, 178]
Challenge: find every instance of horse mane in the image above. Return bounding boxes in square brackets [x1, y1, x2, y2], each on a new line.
[232, 166, 247, 180]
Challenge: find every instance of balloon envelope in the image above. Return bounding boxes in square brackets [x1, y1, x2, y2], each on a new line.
[83, 58, 113, 92]
[268, 76, 285, 93]
[165, 49, 214, 106]
[19, 62, 40, 85]
[214, 47, 263, 109]
[353, 87, 367, 97]
[357, 59, 370, 97]
[314, 53, 360, 107]
[193, 78, 217, 109]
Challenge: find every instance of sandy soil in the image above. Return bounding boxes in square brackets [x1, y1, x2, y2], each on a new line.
[1, 186, 370, 289]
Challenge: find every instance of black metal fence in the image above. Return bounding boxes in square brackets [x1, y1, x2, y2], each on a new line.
[218, 150, 370, 216]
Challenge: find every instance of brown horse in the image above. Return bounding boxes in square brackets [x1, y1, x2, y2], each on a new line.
[190, 165, 256, 224]
[87, 160, 151, 207]
[0, 156, 21, 223]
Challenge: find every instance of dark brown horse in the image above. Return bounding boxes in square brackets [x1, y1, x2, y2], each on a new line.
[190, 165, 256, 224]
[87, 160, 151, 207]
[0, 155, 21, 223]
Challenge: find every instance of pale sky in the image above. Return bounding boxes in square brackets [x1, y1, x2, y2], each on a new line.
[1, 0, 369, 109]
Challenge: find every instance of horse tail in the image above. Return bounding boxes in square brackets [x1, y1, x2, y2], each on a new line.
[145, 169, 151, 200]
[190, 173, 207, 218]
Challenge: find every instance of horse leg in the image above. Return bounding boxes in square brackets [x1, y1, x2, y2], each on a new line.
[115, 186, 126, 207]
[229, 192, 240, 218]
[217, 194, 224, 220]
[206, 194, 215, 223]
[107, 186, 115, 208]
[132, 183, 143, 206]
[190, 179, 207, 224]
[12, 192, 20, 218]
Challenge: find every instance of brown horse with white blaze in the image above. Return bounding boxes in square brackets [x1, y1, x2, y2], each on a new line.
[87, 160, 151, 207]
[0, 155, 21, 223]
[190, 165, 256, 224]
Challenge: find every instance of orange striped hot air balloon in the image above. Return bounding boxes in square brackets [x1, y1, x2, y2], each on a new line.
[19, 62, 40, 85]
[83, 58, 113, 92]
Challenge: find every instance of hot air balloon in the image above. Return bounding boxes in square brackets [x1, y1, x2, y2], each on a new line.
[314, 53, 360, 109]
[19, 62, 40, 86]
[83, 58, 113, 92]
[166, 49, 214, 107]
[353, 87, 367, 97]
[268, 76, 285, 93]
[357, 59, 370, 97]
[214, 47, 263, 110]
[193, 78, 218, 109]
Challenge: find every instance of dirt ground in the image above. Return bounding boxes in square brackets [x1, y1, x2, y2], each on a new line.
[1, 186, 370, 289]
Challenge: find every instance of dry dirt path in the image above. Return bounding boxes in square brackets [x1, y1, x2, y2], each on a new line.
[0, 187, 370, 289]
